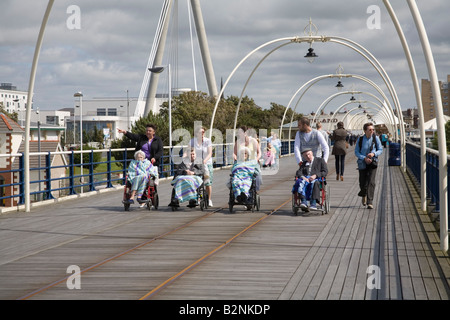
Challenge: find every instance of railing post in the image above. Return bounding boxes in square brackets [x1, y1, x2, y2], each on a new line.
[106, 149, 113, 188]
[45, 152, 54, 200]
[122, 149, 128, 184]
[89, 150, 95, 191]
[69, 150, 76, 195]
[170, 147, 174, 176]
[19, 153, 25, 205]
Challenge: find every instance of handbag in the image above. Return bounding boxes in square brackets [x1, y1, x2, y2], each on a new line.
[368, 135, 379, 169]
[369, 157, 378, 169]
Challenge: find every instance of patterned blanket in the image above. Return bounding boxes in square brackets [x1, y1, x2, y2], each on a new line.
[230, 162, 258, 198]
[171, 175, 203, 203]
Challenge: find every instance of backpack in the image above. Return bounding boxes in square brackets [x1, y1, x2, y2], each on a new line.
[358, 134, 378, 152]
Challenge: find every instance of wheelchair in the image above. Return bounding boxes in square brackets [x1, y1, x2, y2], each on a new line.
[169, 174, 209, 211]
[228, 172, 261, 213]
[292, 177, 330, 215]
[122, 176, 159, 211]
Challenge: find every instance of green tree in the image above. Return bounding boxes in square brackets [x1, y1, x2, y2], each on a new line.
[432, 120, 450, 153]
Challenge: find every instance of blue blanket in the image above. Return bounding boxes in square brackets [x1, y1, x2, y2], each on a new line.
[230, 162, 258, 198]
[171, 175, 203, 203]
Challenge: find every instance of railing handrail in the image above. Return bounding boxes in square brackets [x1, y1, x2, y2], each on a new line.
[0, 141, 294, 209]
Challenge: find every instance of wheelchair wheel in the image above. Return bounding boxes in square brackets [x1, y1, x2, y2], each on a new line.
[228, 191, 234, 213]
[292, 193, 299, 216]
[203, 190, 209, 209]
[123, 183, 131, 211]
[324, 184, 331, 214]
[200, 199, 206, 211]
[152, 193, 159, 210]
[256, 194, 260, 211]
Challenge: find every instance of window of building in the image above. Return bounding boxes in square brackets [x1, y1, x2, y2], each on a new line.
[107, 108, 117, 116]
[46, 116, 59, 125]
[97, 108, 106, 116]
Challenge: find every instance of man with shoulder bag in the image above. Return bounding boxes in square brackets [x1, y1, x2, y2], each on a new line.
[355, 123, 383, 209]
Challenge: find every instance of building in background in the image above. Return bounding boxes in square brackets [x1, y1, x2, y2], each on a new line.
[0, 83, 30, 126]
[421, 74, 450, 122]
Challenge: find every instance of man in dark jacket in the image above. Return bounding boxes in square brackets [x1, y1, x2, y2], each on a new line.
[118, 124, 164, 167]
[292, 148, 328, 211]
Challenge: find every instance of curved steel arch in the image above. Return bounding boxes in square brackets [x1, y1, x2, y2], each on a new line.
[329, 101, 392, 133]
[311, 91, 396, 134]
[280, 73, 400, 150]
[210, 35, 407, 165]
[386, 0, 447, 251]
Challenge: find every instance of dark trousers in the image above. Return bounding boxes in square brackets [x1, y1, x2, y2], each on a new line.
[358, 167, 377, 205]
[335, 155, 346, 176]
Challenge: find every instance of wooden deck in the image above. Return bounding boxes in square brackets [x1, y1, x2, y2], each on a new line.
[0, 146, 449, 301]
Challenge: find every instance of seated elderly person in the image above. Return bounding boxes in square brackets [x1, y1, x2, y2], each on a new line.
[127, 150, 159, 204]
[169, 148, 206, 207]
[292, 148, 328, 211]
[229, 147, 261, 203]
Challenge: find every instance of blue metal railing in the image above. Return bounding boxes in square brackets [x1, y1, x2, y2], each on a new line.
[405, 141, 450, 214]
[0, 141, 293, 207]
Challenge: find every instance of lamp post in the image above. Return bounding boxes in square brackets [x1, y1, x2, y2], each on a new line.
[74, 92, 83, 192]
[148, 64, 172, 150]
[126, 89, 130, 131]
[304, 18, 319, 63]
[36, 108, 42, 201]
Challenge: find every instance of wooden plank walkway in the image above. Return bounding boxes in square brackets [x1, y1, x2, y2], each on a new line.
[0, 147, 449, 300]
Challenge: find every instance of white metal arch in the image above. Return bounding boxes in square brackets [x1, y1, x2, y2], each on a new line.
[311, 90, 396, 135]
[384, 0, 447, 252]
[279, 73, 401, 153]
[329, 101, 393, 133]
[210, 35, 407, 170]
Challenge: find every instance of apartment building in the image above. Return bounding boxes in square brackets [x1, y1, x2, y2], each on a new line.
[421, 74, 450, 122]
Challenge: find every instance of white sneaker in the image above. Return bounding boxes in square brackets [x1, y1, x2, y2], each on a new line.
[208, 200, 213, 207]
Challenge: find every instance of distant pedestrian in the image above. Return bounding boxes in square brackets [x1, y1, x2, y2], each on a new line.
[316, 122, 330, 152]
[355, 122, 383, 209]
[330, 121, 347, 181]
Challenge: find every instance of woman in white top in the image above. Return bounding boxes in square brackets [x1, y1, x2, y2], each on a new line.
[233, 126, 261, 162]
[189, 126, 214, 207]
[233, 126, 262, 191]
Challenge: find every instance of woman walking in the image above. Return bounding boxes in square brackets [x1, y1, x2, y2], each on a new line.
[330, 121, 347, 181]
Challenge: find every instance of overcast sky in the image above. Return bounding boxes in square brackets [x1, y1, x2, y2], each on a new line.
[1, 0, 449, 117]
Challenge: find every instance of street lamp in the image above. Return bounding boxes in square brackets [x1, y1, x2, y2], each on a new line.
[74, 91, 83, 191]
[304, 47, 318, 63]
[303, 18, 319, 63]
[126, 89, 130, 130]
[148, 64, 172, 150]
[335, 80, 344, 91]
